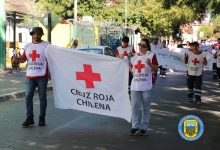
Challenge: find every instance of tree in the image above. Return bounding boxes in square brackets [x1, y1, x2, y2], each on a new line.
[211, 14, 220, 38]
[198, 26, 213, 40]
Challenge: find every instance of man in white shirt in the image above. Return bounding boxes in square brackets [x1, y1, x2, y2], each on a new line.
[12, 27, 50, 127]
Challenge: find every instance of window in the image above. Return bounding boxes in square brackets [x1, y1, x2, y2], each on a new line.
[104, 47, 115, 57]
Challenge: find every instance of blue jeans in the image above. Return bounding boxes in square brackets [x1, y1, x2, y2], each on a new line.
[25, 77, 48, 117]
[130, 87, 154, 130]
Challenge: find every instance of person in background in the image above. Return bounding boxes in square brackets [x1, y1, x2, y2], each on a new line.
[116, 36, 136, 92]
[214, 45, 220, 87]
[168, 39, 177, 52]
[184, 42, 207, 104]
[12, 27, 50, 127]
[212, 45, 218, 80]
[71, 39, 78, 49]
[150, 36, 162, 51]
[184, 41, 191, 48]
[150, 36, 165, 77]
[129, 38, 158, 136]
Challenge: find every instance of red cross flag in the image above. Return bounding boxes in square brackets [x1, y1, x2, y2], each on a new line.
[46, 45, 131, 122]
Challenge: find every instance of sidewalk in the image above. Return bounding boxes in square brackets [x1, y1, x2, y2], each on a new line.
[0, 68, 52, 102]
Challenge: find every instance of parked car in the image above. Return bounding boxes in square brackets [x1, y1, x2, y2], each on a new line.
[76, 46, 116, 57]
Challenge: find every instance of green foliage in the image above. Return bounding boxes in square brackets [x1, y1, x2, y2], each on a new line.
[211, 14, 220, 38]
[33, 0, 220, 38]
[198, 26, 213, 39]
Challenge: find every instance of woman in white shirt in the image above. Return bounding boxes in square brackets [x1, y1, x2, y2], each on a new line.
[129, 38, 158, 136]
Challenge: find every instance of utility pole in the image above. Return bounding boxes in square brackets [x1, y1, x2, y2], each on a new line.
[125, 0, 128, 29]
[0, 0, 6, 69]
[73, 0, 77, 40]
[13, 12, 16, 51]
[48, 12, 52, 43]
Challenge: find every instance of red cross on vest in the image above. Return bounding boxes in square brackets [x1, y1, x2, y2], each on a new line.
[134, 60, 145, 73]
[29, 50, 40, 62]
[192, 58, 200, 65]
[123, 51, 128, 57]
[76, 64, 101, 88]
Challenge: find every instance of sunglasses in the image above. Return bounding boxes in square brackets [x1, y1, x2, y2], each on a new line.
[138, 43, 147, 48]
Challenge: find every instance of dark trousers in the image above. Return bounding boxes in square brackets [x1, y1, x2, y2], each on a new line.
[217, 67, 220, 84]
[25, 78, 48, 117]
[213, 63, 217, 79]
[159, 66, 166, 76]
[187, 75, 202, 102]
[128, 72, 133, 95]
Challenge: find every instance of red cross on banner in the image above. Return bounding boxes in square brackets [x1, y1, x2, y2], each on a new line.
[134, 60, 145, 73]
[76, 64, 101, 88]
[29, 50, 40, 62]
[192, 58, 200, 65]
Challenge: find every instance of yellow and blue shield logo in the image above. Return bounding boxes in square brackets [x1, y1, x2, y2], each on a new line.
[184, 119, 198, 138]
[178, 115, 204, 141]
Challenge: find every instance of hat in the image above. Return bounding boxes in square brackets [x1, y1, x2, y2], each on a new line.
[30, 27, 44, 36]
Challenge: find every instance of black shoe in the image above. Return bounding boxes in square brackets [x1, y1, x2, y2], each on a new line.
[138, 130, 147, 136]
[38, 116, 45, 126]
[196, 101, 202, 105]
[129, 128, 139, 135]
[185, 98, 192, 104]
[22, 117, 34, 127]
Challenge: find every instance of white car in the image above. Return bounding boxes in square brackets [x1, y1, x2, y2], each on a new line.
[76, 46, 116, 57]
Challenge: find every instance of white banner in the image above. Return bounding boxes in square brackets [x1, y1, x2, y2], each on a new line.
[153, 49, 213, 71]
[154, 49, 187, 71]
[46, 45, 131, 122]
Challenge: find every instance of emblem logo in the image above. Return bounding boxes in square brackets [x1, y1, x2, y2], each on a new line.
[178, 115, 204, 141]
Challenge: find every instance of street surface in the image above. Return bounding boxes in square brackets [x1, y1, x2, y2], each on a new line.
[0, 71, 219, 150]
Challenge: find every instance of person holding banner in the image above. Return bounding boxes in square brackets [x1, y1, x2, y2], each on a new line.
[212, 45, 218, 79]
[184, 42, 207, 104]
[150, 36, 166, 77]
[12, 27, 50, 127]
[116, 36, 136, 92]
[214, 47, 220, 87]
[129, 38, 158, 136]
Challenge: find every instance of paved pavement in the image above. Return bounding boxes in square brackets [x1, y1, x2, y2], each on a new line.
[0, 69, 52, 102]
[0, 69, 219, 150]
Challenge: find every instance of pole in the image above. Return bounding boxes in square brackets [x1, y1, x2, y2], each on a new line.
[48, 12, 52, 43]
[73, 0, 77, 40]
[13, 12, 16, 51]
[125, 0, 128, 29]
[0, 0, 6, 69]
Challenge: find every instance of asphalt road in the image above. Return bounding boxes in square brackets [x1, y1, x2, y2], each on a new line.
[0, 71, 219, 150]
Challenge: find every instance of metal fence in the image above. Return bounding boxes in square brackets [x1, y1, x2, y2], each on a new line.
[72, 23, 136, 51]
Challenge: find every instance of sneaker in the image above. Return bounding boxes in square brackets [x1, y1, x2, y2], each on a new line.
[196, 101, 202, 105]
[22, 117, 34, 127]
[129, 128, 139, 135]
[138, 130, 147, 136]
[162, 75, 166, 78]
[185, 98, 192, 104]
[38, 116, 45, 126]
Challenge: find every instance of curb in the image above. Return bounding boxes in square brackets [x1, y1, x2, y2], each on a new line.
[0, 69, 13, 75]
[0, 85, 53, 102]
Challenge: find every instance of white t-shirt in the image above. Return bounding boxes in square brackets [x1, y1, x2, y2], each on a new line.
[116, 45, 135, 64]
[130, 52, 155, 91]
[187, 51, 205, 76]
[25, 41, 49, 77]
